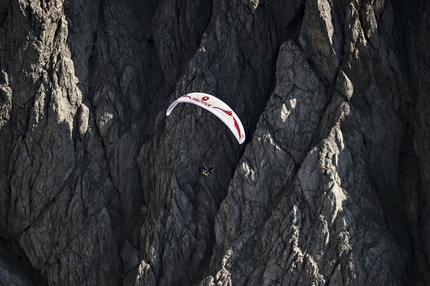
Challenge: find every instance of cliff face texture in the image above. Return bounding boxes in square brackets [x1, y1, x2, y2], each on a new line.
[0, 0, 429, 285]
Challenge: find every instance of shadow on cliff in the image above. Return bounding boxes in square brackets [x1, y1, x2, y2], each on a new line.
[0, 238, 47, 285]
[63, 0, 214, 283]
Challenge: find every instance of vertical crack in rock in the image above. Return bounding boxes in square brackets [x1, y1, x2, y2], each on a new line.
[136, 0, 306, 285]
[0, 0, 429, 285]
[390, 0, 430, 283]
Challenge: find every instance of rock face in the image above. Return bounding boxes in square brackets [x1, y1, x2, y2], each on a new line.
[0, 0, 429, 285]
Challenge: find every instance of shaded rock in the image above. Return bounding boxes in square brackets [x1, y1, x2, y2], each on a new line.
[0, 0, 429, 285]
[0, 238, 46, 286]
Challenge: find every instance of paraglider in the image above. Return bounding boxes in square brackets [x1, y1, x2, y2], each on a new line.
[201, 165, 214, 176]
[166, 92, 246, 144]
[166, 92, 246, 176]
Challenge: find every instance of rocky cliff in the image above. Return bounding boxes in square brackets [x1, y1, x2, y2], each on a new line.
[0, 0, 429, 285]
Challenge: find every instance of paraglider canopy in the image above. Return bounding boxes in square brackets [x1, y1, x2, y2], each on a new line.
[166, 92, 246, 144]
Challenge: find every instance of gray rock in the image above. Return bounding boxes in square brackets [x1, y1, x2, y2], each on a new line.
[0, 0, 429, 285]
